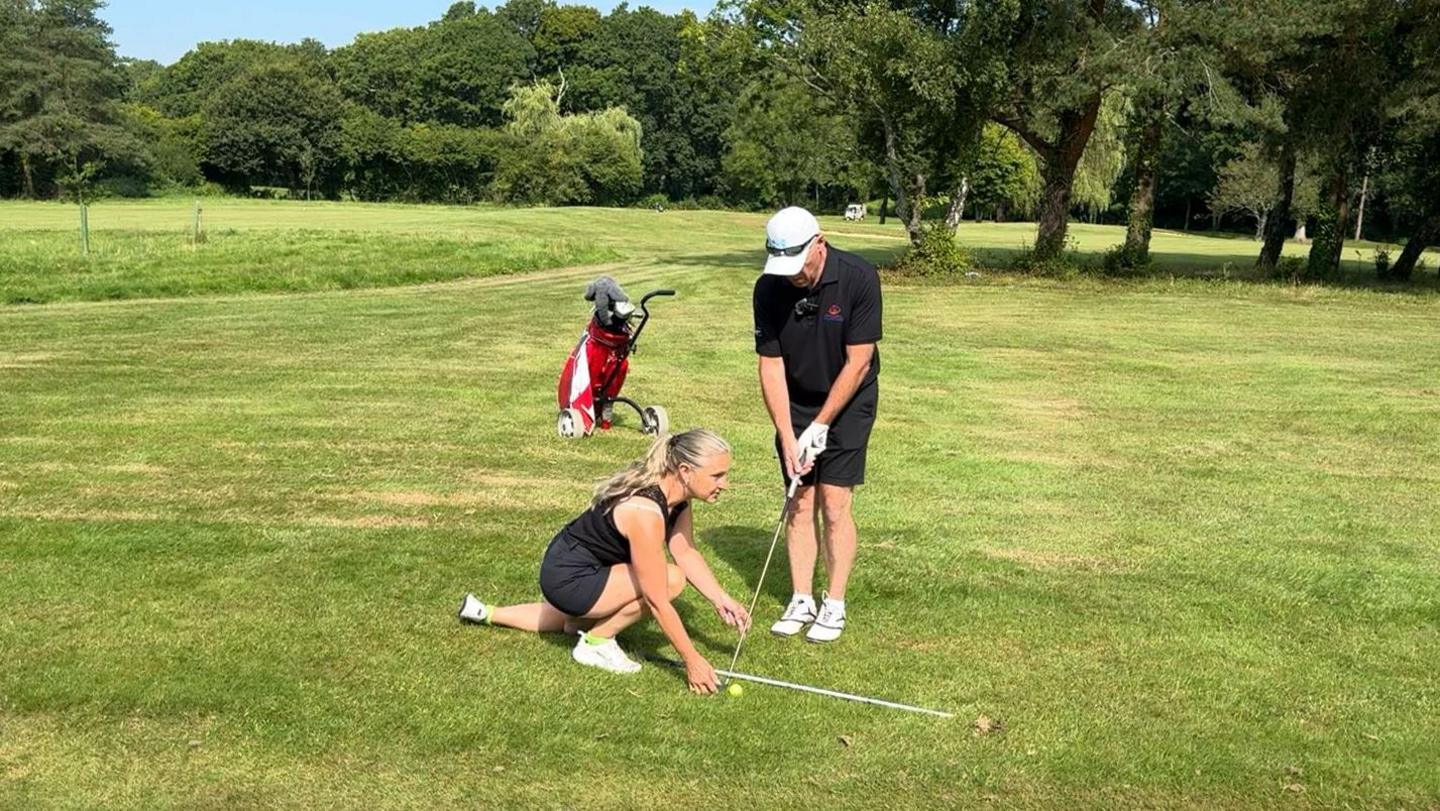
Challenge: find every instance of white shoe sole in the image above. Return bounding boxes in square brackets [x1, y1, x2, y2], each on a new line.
[771, 620, 812, 637]
[805, 624, 844, 643]
[572, 646, 642, 674]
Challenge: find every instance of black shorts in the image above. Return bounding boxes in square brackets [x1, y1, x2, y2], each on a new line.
[776, 381, 878, 487]
[539, 535, 612, 616]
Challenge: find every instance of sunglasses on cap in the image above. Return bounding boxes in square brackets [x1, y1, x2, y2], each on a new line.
[765, 234, 816, 257]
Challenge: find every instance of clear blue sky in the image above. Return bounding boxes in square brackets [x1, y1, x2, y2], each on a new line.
[104, 0, 716, 65]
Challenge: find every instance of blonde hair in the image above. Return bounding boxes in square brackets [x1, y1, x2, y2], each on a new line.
[592, 428, 731, 509]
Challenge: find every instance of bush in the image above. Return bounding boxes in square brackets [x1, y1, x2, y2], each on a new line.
[887, 227, 972, 278]
[1372, 247, 1410, 281]
[1010, 236, 1084, 277]
[1274, 256, 1307, 283]
[96, 175, 158, 198]
[1100, 243, 1152, 276]
[490, 82, 642, 206]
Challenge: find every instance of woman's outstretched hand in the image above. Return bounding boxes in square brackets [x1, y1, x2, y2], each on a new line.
[685, 654, 718, 694]
[714, 594, 752, 634]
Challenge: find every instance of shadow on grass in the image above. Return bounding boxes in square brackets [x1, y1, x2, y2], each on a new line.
[662, 244, 909, 273]
[652, 242, 1438, 295]
[702, 524, 792, 608]
[935, 244, 1440, 295]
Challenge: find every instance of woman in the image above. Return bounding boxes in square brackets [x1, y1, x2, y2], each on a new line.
[458, 428, 751, 694]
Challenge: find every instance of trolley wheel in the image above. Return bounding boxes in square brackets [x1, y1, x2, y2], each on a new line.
[557, 408, 585, 439]
[643, 405, 670, 436]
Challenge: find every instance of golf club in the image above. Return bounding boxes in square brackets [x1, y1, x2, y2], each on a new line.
[722, 473, 802, 681]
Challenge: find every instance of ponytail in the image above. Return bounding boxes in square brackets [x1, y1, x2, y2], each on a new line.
[591, 428, 730, 508]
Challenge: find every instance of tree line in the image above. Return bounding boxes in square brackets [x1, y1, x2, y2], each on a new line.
[2, 0, 1437, 278]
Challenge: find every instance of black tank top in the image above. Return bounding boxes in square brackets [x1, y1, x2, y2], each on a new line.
[556, 485, 690, 566]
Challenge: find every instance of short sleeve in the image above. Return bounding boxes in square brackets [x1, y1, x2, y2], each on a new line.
[845, 267, 882, 345]
[753, 278, 783, 357]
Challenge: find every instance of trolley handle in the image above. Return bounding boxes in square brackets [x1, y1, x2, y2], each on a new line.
[640, 289, 676, 307]
[631, 289, 675, 351]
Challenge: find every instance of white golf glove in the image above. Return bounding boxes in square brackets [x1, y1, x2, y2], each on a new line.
[795, 422, 829, 467]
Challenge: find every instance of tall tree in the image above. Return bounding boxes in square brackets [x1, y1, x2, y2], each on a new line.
[759, 0, 1005, 244]
[202, 58, 344, 194]
[993, 0, 1141, 260]
[1179, 0, 1314, 270]
[332, 9, 532, 128]
[0, 0, 43, 196]
[1118, 0, 1191, 262]
[1293, 0, 1395, 278]
[721, 75, 863, 207]
[964, 123, 1042, 221]
[0, 0, 135, 199]
[1378, 0, 1440, 278]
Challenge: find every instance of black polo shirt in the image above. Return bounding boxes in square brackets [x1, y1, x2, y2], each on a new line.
[753, 246, 882, 408]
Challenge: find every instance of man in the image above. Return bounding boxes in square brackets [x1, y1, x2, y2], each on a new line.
[752, 206, 881, 643]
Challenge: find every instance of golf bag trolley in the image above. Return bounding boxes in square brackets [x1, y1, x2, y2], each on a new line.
[556, 281, 675, 439]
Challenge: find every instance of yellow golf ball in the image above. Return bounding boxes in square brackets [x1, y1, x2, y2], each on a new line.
[727, 683, 743, 697]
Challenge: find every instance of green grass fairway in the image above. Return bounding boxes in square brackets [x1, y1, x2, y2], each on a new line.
[3, 198, 1437, 305]
[2, 200, 1438, 807]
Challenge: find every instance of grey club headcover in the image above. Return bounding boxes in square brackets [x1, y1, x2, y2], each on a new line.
[584, 276, 632, 327]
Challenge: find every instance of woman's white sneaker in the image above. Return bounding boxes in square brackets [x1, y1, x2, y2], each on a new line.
[805, 596, 846, 643]
[770, 595, 818, 637]
[571, 632, 642, 674]
[457, 593, 489, 624]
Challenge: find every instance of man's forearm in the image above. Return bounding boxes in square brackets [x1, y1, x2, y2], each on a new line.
[758, 358, 794, 436]
[816, 358, 871, 425]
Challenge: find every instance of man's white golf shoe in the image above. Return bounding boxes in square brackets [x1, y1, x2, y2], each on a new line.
[770, 594, 818, 637]
[804, 595, 846, 643]
[571, 631, 642, 674]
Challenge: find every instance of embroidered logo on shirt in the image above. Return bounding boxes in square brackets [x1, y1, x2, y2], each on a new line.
[823, 303, 844, 323]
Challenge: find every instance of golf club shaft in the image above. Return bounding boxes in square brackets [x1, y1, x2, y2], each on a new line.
[723, 475, 800, 678]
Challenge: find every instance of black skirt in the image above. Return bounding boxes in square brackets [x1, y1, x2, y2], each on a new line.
[538, 534, 612, 616]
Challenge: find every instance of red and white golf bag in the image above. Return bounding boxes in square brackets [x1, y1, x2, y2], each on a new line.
[555, 285, 675, 438]
[557, 318, 632, 434]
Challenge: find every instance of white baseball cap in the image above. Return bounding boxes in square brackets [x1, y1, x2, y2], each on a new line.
[762, 207, 820, 276]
